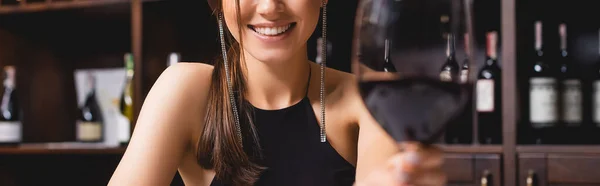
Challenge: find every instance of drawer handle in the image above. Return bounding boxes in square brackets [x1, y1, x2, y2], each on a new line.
[526, 170, 535, 186]
[481, 170, 491, 186]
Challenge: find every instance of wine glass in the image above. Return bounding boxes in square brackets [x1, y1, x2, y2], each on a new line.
[351, 0, 477, 145]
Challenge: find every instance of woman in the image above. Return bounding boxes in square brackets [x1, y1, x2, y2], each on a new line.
[109, 0, 445, 185]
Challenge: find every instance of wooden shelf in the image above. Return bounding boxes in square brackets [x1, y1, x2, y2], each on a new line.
[0, 0, 162, 14]
[438, 144, 503, 153]
[0, 143, 126, 155]
[517, 145, 600, 154]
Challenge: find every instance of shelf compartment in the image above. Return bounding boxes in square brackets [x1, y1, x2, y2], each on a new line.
[438, 144, 503, 153]
[0, 0, 162, 14]
[0, 142, 125, 154]
[517, 145, 600, 154]
[519, 153, 600, 185]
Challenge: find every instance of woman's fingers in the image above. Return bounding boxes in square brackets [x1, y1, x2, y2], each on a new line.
[354, 166, 401, 186]
[397, 143, 445, 186]
[398, 143, 443, 172]
[407, 166, 447, 186]
[355, 143, 446, 186]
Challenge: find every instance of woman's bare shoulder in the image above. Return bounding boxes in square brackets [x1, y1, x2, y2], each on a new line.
[137, 61, 216, 144]
[154, 62, 215, 137]
[319, 66, 363, 122]
[154, 62, 215, 104]
[322, 66, 359, 101]
[109, 62, 215, 185]
[161, 62, 214, 87]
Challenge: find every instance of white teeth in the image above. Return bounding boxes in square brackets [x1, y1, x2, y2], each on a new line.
[253, 24, 292, 36]
[267, 28, 276, 35]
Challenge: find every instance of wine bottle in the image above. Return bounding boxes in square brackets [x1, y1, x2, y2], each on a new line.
[383, 39, 397, 72]
[316, 37, 332, 66]
[119, 53, 134, 146]
[168, 52, 181, 67]
[460, 33, 470, 84]
[477, 31, 502, 144]
[456, 33, 473, 145]
[77, 72, 104, 142]
[529, 21, 558, 144]
[441, 33, 470, 144]
[592, 29, 600, 143]
[557, 23, 581, 144]
[440, 33, 459, 83]
[0, 66, 21, 146]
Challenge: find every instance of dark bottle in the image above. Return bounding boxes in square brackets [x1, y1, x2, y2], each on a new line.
[456, 33, 474, 145]
[383, 39, 397, 72]
[442, 33, 471, 144]
[77, 72, 104, 142]
[460, 33, 470, 84]
[0, 66, 21, 146]
[440, 33, 460, 83]
[557, 23, 582, 144]
[592, 29, 600, 144]
[528, 21, 558, 144]
[477, 31, 502, 144]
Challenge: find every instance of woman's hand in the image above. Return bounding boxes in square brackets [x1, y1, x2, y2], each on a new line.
[354, 143, 446, 186]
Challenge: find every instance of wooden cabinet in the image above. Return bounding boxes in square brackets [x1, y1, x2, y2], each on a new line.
[518, 152, 600, 186]
[443, 153, 502, 186]
[1, 0, 600, 186]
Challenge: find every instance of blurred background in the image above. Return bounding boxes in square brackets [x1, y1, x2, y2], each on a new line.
[0, 0, 599, 185]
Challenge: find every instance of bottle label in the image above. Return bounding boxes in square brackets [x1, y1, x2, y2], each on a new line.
[77, 121, 102, 141]
[594, 81, 600, 125]
[529, 77, 557, 128]
[0, 121, 21, 142]
[440, 71, 452, 82]
[460, 69, 468, 83]
[477, 79, 494, 112]
[562, 79, 582, 125]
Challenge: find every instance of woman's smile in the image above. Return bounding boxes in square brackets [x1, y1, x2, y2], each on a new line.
[248, 22, 297, 42]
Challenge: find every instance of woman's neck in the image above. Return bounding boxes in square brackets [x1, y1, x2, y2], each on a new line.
[243, 48, 311, 110]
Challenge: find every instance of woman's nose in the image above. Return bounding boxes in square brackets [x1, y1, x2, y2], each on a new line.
[256, 0, 284, 20]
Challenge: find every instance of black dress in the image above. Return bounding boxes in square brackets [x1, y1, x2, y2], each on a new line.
[210, 67, 356, 186]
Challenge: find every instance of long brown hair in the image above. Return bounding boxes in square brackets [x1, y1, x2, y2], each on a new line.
[197, 0, 264, 185]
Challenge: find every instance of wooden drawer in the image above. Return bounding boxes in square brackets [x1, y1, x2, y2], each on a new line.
[443, 153, 502, 186]
[519, 153, 600, 186]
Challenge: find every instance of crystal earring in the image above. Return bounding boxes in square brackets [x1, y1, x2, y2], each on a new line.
[319, 0, 327, 143]
[218, 12, 244, 146]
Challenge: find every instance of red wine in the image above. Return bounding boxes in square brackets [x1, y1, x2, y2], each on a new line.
[477, 31, 502, 144]
[359, 77, 470, 144]
[528, 21, 558, 144]
[0, 66, 21, 146]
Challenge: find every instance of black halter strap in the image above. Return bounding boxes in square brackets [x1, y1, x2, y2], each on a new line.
[304, 63, 312, 97]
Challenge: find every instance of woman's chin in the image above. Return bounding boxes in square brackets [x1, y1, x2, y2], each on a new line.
[247, 51, 296, 65]
[256, 57, 293, 65]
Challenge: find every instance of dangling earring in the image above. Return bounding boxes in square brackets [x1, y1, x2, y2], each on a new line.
[218, 12, 244, 146]
[319, 0, 327, 143]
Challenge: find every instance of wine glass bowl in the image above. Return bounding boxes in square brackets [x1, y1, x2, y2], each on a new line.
[352, 0, 477, 144]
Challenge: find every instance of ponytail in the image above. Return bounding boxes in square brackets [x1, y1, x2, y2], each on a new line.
[197, 0, 264, 185]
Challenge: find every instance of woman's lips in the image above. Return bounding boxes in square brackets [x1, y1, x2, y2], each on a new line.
[248, 22, 296, 42]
